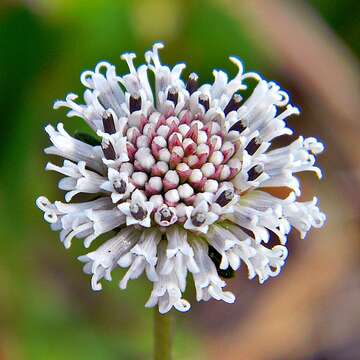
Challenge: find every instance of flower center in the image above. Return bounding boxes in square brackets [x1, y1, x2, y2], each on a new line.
[159, 208, 173, 222]
[113, 179, 127, 194]
[191, 212, 206, 226]
[130, 204, 146, 220]
[114, 110, 241, 215]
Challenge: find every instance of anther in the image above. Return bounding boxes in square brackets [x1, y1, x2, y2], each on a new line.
[113, 179, 127, 194]
[245, 137, 262, 155]
[247, 164, 263, 181]
[216, 189, 234, 207]
[130, 204, 146, 220]
[167, 87, 178, 106]
[198, 94, 210, 112]
[101, 139, 116, 160]
[102, 112, 116, 134]
[186, 73, 199, 94]
[129, 94, 142, 113]
[229, 119, 246, 133]
[223, 94, 242, 116]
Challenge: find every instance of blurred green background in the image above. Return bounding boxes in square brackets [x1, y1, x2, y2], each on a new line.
[0, 1, 359, 359]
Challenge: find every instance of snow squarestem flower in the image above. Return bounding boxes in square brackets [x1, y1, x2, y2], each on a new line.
[36, 42, 326, 356]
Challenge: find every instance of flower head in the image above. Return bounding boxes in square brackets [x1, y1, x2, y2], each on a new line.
[37, 43, 325, 313]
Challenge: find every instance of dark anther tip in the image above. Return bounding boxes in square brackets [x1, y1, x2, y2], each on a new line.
[229, 119, 246, 134]
[247, 164, 263, 181]
[102, 112, 117, 134]
[129, 94, 142, 113]
[186, 73, 199, 95]
[245, 137, 261, 156]
[198, 94, 210, 112]
[101, 139, 117, 160]
[167, 87, 179, 106]
[224, 93, 242, 116]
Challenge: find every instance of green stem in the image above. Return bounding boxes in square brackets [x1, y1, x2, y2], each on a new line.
[154, 309, 174, 360]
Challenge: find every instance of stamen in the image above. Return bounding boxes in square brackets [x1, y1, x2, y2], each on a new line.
[102, 139, 116, 160]
[216, 189, 234, 206]
[129, 94, 142, 113]
[186, 73, 199, 94]
[102, 113, 116, 134]
[198, 94, 210, 112]
[167, 87, 178, 106]
[245, 137, 261, 155]
[223, 94, 242, 115]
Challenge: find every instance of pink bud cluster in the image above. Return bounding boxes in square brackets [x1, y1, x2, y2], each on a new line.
[117, 108, 241, 223]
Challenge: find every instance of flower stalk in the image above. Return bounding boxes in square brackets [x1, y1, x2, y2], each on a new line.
[154, 309, 174, 360]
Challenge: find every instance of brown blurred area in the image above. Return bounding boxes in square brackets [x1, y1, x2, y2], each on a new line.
[0, 0, 359, 359]
[193, 1, 360, 359]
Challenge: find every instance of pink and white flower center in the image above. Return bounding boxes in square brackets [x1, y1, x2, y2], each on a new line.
[114, 106, 240, 223]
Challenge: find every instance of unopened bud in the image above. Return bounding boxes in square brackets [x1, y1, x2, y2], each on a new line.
[165, 189, 180, 205]
[178, 183, 194, 199]
[131, 172, 148, 187]
[204, 179, 218, 193]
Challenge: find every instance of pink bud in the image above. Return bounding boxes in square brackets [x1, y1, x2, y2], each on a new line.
[186, 155, 199, 168]
[179, 110, 192, 125]
[220, 165, 231, 180]
[157, 125, 170, 139]
[221, 141, 235, 162]
[134, 160, 145, 172]
[176, 163, 191, 181]
[202, 122, 212, 137]
[168, 133, 182, 151]
[139, 115, 148, 132]
[151, 161, 169, 177]
[183, 139, 196, 156]
[126, 143, 136, 161]
[165, 189, 180, 206]
[163, 170, 180, 191]
[168, 120, 178, 135]
[155, 114, 166, 130]
[196, 152, 209, 168]
[212, 165, 223, 180]
[126, 127, 141, 144]
[185, 123, 199, 142]
[145, 176, 162, 196]
[166, 116, 179, 126]
[183, 194, 196, 206]
[169, 146, 184, 169]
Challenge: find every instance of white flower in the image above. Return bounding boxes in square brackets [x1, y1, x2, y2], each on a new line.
[117, 189, 154, 227]
[118, 228, 161, 289]
[100, 168, 135, 203]
[211, 182, 239, 215]
[184, 200, 219, 234]
[46, 160, 106, 202]
[78, 227, 141, 290]
[191, 239, 235, 303]
[154, 204, 177, 227]
[37, 42, 325, 313]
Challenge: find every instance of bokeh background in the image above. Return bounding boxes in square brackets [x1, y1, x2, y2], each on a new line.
[0, 0, 359, 359]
